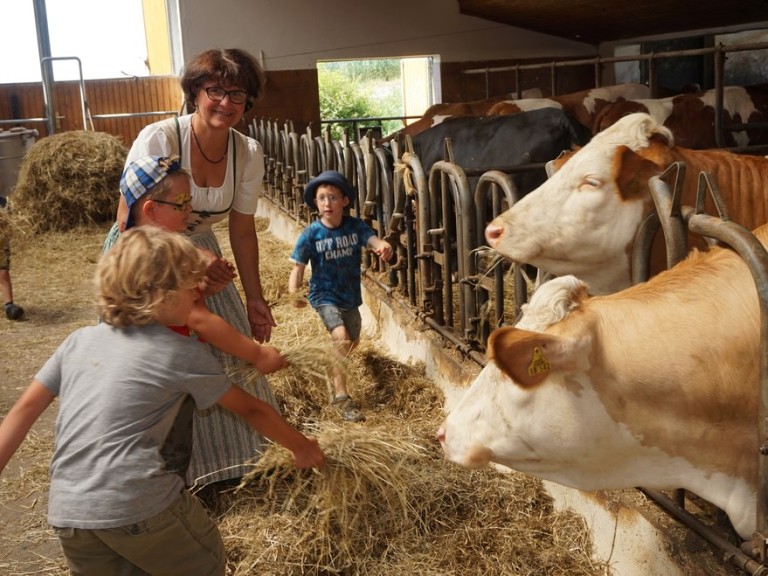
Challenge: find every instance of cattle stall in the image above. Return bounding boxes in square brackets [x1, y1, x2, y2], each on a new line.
[252, 67, 768, 576]
[254, 116, 534, 356]
[460, 40, 768, 151]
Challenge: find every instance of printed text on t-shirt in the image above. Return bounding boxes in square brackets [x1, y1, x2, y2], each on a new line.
[316, 233, 359, 260]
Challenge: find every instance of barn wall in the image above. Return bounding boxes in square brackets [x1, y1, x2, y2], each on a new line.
[257, 69, 319, 137]
[439, 58, 596, 102]
[0, 76, 182, 145]
[175, 0, 597, 135]
[1, 1, 597, 144]
[5, 3, 766, 149]
[0, 59, 592, 144]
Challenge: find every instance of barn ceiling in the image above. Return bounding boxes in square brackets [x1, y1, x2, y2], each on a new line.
[457, 0, 768, 45]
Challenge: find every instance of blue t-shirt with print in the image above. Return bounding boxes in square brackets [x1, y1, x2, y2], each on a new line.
[290, 215, 376, 309]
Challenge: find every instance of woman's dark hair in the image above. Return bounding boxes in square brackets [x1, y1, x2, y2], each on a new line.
[180, 48, 266, 111]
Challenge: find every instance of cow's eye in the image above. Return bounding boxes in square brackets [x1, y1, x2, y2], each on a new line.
[580, 176, 601, 190]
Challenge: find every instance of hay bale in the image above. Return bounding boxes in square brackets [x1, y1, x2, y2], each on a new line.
[13, 131, 127, 234]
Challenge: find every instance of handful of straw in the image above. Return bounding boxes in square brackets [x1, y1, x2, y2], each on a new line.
[226, 340, 350, 405]
[221, 420, 601, 576]
[282, 340, 351, 401]
[233, 422, 432, 571]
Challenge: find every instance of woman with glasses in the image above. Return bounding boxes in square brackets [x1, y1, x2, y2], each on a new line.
[104, 48, 281, 489]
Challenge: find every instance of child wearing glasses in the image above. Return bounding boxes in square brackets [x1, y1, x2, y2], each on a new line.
[106, 48, 281, 487]
[0, 226, 324, 575]
[104, 154, 287, 479]
[288, 171, 393, 422]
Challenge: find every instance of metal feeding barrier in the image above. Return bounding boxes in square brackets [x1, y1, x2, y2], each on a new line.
[635, 165, 768, 574]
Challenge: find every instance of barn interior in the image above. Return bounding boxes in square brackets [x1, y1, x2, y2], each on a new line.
[2, 1, 768, 575]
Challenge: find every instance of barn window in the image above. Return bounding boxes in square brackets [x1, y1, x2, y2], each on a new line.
[611, 28, 768, 92]
[0, 0, 175, 83]
[317, 56, 439, 141]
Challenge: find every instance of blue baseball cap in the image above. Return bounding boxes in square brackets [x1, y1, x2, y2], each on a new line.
[303, 170, 355, 210]
[120, 155, 182, 229]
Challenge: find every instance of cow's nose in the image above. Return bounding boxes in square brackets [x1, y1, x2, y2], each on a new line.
[485, 223, 504, 247]
[436, 426, 446, 444]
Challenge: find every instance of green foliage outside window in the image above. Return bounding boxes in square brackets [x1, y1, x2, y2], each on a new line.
[318, 60, 405, 141]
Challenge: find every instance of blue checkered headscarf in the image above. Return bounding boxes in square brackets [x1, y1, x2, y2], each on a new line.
[120, 155, 182, 229]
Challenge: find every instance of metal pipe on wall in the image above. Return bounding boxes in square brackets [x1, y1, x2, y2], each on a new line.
[32, 0, 54, 136]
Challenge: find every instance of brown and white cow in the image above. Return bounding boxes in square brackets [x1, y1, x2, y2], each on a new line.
[383, 83, 648, 142]
[487, 83, 651, 132]
[484, 112, 768, 295]
[381, 87, 544, 142]
[438, 225, 765, 538]
[592, 84, 768, 148]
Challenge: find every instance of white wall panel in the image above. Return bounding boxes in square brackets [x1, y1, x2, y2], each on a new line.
[178, 0, 593, 70]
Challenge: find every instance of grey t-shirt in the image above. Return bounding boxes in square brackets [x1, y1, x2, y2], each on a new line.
[36, 322, 231, 529]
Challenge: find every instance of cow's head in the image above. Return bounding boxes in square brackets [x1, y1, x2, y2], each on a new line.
[439, 266, 761, 540]
[484, 113, 674, 295]
[437, 277, 615, 488]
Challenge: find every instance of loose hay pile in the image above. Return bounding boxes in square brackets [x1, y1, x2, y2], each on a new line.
[211, 336, 601, 575]
[233, 423, 430, 572]
[205, 220, 604, 576]
[211, 422, 601, 576]
[13, 131, 126, 234]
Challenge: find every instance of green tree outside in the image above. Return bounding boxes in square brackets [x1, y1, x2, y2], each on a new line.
[318, 60, 405, 141]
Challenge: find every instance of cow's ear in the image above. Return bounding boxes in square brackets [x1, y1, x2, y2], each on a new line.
[546, 149, 577, 176]
[614, 145, 659, 200]
[487, 327, 564, 388]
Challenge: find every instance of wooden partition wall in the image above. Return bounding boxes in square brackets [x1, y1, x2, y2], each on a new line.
[0, 76, 182, 147]
[0, 71, 320, 148]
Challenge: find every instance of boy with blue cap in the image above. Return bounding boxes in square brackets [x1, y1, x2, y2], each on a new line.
[288, 170, 393, 422]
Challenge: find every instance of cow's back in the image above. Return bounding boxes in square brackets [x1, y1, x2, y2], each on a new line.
[641, 143, 768, 232]
[381, 89, 546, 142]
[594, 85, 768, 149]
[490, 83, 651, 131]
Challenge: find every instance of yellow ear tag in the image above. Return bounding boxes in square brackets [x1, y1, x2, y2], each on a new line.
[527, 346, 551, 377]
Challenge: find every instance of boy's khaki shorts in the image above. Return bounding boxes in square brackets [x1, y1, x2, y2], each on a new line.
[54, 489, 226, 576]
[316, 304, 362, 341]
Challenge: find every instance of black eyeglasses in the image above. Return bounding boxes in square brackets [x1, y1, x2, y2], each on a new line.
[204, 86, 249, 105]
[152, 198, 192, 212]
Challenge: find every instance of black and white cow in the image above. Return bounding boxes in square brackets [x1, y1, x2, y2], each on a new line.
[409, 107, 593, 195]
